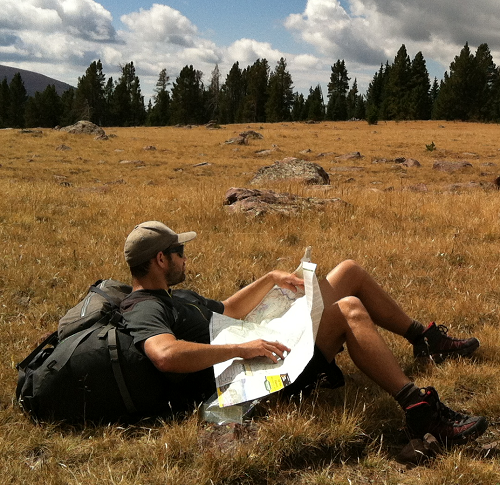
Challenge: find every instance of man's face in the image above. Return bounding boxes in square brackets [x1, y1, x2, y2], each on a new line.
[163, 246, 186, 286]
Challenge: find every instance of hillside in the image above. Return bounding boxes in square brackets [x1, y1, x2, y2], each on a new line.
[0, 64, 73, 96]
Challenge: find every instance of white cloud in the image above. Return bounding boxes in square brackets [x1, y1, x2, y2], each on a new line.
[120, 4, 197, 46]
[227, 39, 284, 66]
[285, 0, 386, 65]
[291, 53, 323, 71]
[0, 0, 116, 41]
[286, 0, 500, 75]
[4, 0, 500, 102]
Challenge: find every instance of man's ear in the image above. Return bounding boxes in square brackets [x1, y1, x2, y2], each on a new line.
[154, 251, 168, 267]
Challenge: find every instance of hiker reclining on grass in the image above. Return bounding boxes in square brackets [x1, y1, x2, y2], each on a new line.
[121, 221, 487, 444]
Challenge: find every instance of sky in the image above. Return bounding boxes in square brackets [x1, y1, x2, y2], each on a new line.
[2, 0, 500, 102]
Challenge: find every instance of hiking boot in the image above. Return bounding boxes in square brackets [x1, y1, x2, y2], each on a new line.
[405, 386, 488, 444]
[413, 322, 479, 363]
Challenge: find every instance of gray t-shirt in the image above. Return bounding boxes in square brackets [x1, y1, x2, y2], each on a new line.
[120, 288, 225, 404]
[121, 288, 224, 345]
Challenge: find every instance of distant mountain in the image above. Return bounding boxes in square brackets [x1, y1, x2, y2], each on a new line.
[0, 65, 74, 97]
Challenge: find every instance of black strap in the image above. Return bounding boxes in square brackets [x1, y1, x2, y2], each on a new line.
[47, 321, 104, 372]
[90, 284, 118, 307]
[16, 331, 58, 371]
[90, 284, 125, 326]
[107, 326, 137, 415]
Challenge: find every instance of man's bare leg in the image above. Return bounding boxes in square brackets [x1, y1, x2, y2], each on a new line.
[315, 295, 410, 395]
[319, 259, 414, 336]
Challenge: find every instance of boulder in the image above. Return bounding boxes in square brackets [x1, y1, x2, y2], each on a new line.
[335, 152, 362, 161]
[433, 160, 473, 172]
[406, 183, 428, 192]
[445, 181, 496, 191]
[119, 160, 145, 166]
[60, 121, 105, 136]
[250, 157, 330, 185]
[239, 130, 263, 139]
[402, 158, 421, 168]
[225, 136, 248, 145]
[255, 145, 280, 156]
[206, 121, 221, 129]
[330, 166, 365, 172]
[224, 187, 347, 216]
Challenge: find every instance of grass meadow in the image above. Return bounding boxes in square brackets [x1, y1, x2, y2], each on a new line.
[1, 120, 500, 483]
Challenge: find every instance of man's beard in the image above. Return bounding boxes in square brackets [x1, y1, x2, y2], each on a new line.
[164, 266, 185, 286]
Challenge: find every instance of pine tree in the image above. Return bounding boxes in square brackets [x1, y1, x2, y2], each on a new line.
[265, 58, 294, 122]
[346, 78, 358, 120]
[434, 42, 476, 120]
[291, 92, 305, 121]
[326, 60, 349, 120]
[9, 73, 27, 128]
[241, 59, 269, 122]
[74, 60, 106, 125]
[170, 65, 205, 125]
[148, 68, 171, 126]
[489, 67, 500, 122]
[111, 62, 146, 126]
[409, 52, 431, 119]
[24, 85, 62, 128]
[0, 78, 10, 128]
[386, 45, 411, 119]
[219, 62, 244, 124]
[60, 87, 77, 126]
[207, 64, 221, 122]
[474, 43, 497, 120]
[366, 64, 390, 124]
[304, 85, 325, 121]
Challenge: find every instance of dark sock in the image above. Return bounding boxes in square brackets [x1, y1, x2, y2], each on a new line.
[404, 320, 426, 344]
[395, 382, 423, 409]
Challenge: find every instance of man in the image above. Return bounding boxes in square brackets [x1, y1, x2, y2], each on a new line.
[121, 221, 487, 444]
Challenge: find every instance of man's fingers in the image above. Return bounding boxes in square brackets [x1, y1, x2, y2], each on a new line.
[262, 340, 290, 362]
[239, 339, 290, 362]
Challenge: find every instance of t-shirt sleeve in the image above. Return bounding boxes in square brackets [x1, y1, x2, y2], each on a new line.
[123, 299, 176, 345]
[172, 288, 224, 315]
[205, 298, 224, 315]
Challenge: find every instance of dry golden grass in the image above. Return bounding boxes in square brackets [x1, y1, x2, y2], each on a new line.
[1, 120, 500, 483]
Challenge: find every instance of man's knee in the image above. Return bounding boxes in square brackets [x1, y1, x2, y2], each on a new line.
[328, 259, 363, 280]
[337, 296, 371, 324]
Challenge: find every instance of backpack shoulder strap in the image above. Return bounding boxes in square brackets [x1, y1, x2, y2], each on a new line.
[106, 325, 137, 415]
[122, 291, 180, 324]
[47, 321, 104, 372]
[90, 283, 119, 307]
[16, 331, 58, 372]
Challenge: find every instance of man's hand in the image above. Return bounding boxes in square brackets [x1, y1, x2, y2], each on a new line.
[237, 339, 291, 363]
[271, 270, 305, 293]
[223, 269, 305, 319]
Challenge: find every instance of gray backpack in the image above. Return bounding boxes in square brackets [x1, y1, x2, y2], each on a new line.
[16, 280, 176, 423]
[58, 279, 132, 340]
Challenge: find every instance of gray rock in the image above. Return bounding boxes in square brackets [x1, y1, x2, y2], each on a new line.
[433, 160, 473, 172]
[239, 130, 263, 139]
[335, 151, 362, 161]
[60, 121, 105, 136]
[250, 157, 330, 185]
[224, 187, 347, 216]
[402, 158, 421, 168]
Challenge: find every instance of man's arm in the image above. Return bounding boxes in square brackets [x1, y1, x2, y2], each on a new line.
[222, 270, 304, 320]
[143, 333, 291, 373]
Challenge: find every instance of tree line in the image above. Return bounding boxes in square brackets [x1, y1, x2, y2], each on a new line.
[1, 41, 500, 128]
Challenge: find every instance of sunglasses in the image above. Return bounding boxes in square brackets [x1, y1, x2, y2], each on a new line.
[165, 245, 184, 257]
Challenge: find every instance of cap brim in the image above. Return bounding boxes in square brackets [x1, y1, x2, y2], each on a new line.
[177, 231, 197, 244]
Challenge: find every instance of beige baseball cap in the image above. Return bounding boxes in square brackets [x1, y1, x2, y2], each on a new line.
[124, 221, 196, 267]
